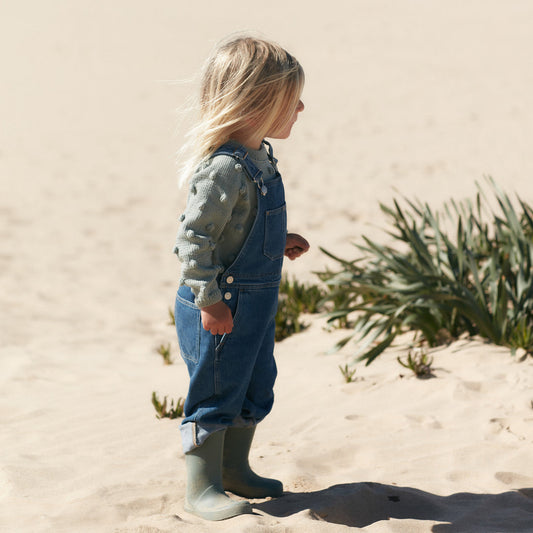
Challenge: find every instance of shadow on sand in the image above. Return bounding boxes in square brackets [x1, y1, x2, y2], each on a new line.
[254, 482, 533, 532]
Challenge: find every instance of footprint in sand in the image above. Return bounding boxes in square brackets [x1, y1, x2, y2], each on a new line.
[495, 471, 533, 486]
[404, 413, 442, 429]
[488, 418, 527, 441]
[453, 380, 486, 400]
[344, 414, 361, 421]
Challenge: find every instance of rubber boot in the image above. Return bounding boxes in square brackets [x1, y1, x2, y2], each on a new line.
[184, 430, 253, 520]
[222, 426, 283, 498]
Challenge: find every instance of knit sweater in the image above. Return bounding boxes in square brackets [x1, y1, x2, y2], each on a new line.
[174, 141, 280, 308]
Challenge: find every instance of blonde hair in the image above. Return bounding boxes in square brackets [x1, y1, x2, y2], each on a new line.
[178, 35, 304, 186]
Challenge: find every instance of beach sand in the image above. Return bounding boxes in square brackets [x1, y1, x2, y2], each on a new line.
[1, 1, 533, 531]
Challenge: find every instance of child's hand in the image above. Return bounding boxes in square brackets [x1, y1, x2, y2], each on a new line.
[285, 233, 310, 261]
[201, 301, 234, 335]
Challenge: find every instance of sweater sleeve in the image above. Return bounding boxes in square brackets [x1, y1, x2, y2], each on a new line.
[174, 156, 241, 308]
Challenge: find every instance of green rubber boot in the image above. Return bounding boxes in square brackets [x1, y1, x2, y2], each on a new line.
[222, 426, 283, 498]
[185, 430, 253, 520]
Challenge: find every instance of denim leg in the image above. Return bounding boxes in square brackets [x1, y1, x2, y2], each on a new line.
[175, 286, 278, 453]
[175, 286, 225, 452]
[241, 316, 277, 423]
[218, 287, 279, 425]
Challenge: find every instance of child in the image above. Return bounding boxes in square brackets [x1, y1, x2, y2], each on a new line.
[173, 35, 309, 521]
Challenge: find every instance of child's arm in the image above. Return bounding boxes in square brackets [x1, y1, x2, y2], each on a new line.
[285, 233, 310, 260]
[175, 158, 242, 323]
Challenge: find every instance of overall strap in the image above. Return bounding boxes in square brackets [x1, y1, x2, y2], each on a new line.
[262, 139, 278, 167]
[213, 142, 268, 196]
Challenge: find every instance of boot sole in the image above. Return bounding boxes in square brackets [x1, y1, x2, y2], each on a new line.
[184, 500, 253, 521]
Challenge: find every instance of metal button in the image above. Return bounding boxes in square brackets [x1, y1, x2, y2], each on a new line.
[224, 292, 232, 300]
[226, 276, 234, 284]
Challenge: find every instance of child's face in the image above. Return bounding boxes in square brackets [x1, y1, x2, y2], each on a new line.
[266, 99, 305, 140]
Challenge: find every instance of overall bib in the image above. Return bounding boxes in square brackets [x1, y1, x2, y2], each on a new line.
[175, 141, 287, 453]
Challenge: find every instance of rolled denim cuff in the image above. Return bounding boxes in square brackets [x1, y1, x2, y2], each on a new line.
[180, 418, 257, 454]
[180, 421, 226, 454]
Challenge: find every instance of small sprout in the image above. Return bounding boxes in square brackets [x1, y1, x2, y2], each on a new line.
[397, 347, 435, 379]
[156, 343, 173, 365]
[168, 307, 176, 326]
[339, 363, 357, 383]
[152, 392, 184, 419]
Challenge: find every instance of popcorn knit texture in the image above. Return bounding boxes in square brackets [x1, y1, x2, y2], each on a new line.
[174, 142, 278, 307]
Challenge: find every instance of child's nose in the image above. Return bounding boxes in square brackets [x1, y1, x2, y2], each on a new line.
[297, 100, 304, 112]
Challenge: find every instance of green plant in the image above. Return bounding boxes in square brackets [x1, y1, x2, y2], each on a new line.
[156, 343, 173, 365]
[152, 392, 184, 419]
[168, 307, 175, 326]
[318, 178, 533, 364]
[278, 275, 326, 313]
[339, 363, 357, 383]
[275, 276, 327, 341]
[398, 347, 435, 379]
[316, 266, 360, 329]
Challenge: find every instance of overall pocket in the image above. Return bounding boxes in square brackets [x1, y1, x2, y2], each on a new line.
[175, 288, 201, 364]
[263, 204, 287, 260]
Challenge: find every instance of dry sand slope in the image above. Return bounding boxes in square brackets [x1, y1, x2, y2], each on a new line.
[2, 1, 533, 532]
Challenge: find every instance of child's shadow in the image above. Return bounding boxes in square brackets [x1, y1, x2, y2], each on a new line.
[254, 482, 533, 532]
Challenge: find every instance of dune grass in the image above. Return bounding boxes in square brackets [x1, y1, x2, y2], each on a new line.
[156, 342, 173, 365]
[151, 392, 184, 419]
[275, 275, 327, 341]
[398, 346, 435, 379]
[318, 178, 533, 365]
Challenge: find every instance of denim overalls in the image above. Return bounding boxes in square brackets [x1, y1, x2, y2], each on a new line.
[175, 141, 287, 453]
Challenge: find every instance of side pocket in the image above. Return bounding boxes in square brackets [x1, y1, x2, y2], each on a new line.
[264, 204, 287, 260]
[175, 290, 201, 364]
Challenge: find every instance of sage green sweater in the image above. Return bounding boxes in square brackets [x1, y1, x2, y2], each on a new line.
[174, 141, 279, 308]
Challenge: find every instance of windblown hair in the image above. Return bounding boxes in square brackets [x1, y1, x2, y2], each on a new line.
[178, 35, 304, 186]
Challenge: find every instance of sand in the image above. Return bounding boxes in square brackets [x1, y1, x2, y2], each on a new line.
[1, 1, 533, 531]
